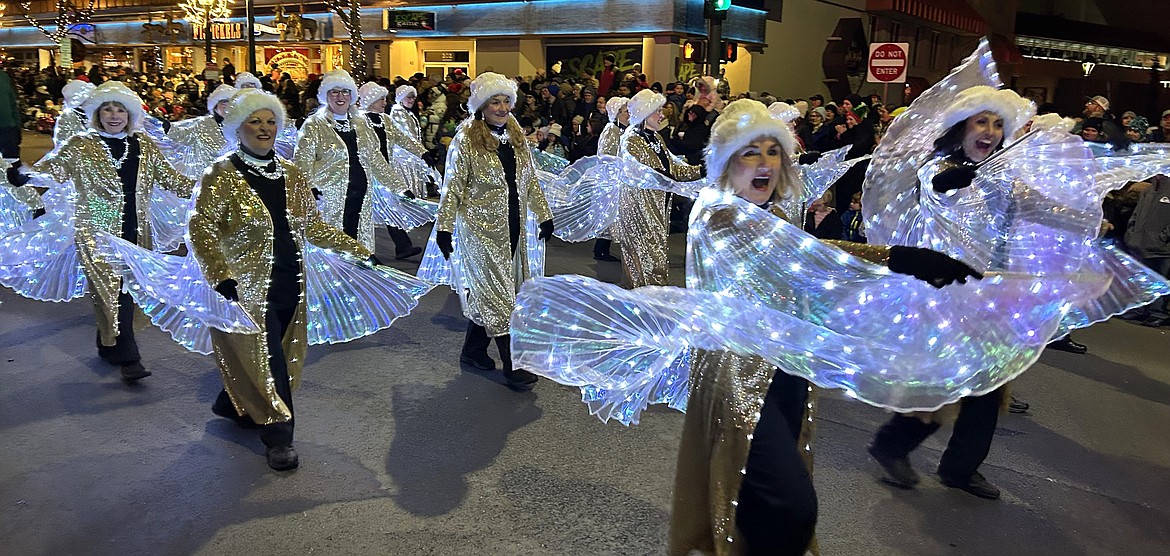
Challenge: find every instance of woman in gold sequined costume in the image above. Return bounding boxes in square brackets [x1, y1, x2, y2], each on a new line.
[191, 89, 374, 471]
[590, 96, 630, 263]
[33, 81, 194, 382]
[434, 72, 554, 391]
[617, 89, 702, 287]
[669, 101, 981, 556]
[292, 69, 406, 253]
[357, 81, 424, 259]
[164, 83, 236, 178]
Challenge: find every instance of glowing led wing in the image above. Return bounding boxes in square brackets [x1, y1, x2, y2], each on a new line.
[390, 144, 441, 199]
[150, 187, 192, 252]
[543, 155, 623, 242]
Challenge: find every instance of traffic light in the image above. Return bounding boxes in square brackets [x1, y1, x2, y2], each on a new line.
[682, 40, 706, 62]
[705, 0, 731, 21]
[721, 41, 738, 63]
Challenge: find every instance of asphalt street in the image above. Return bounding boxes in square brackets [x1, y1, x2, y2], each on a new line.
[2, 132, 1168, 555]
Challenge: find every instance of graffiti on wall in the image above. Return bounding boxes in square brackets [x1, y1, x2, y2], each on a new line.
[546, 45, 642, 78]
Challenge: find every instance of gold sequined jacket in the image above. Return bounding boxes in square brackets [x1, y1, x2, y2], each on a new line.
[188, 157, 371, 424]
[436, 118, 553, 337]
[617, 129, 702, 287]
[293, 108, 403, 252]
[52, 109, 88, 147]
[388, 104, 426, 156]
[35, 131, 193, 345]
[669, 203, 888, 556]
[598, 122, 624, 157]
[166, 115, 226, 177]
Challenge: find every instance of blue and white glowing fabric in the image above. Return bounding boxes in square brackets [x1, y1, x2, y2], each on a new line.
[511, 189, 1107, 423]
[1092, 143, 1170, 193]
[532, 146, 570, 175]
[418, 208, 546, 287]
[787, 145, 869, 223]
[389, 144, 442, 198]
[369, 176, 439, 231]
[149, 187, 192, 252]
[0, 159, 39, 234]
[96, 233, 433, 354]
[862, 39, 1169, 329]
[0, 184, 86, 302]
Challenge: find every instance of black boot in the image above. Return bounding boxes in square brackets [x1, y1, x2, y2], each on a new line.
[869, 414, 940, 488]
[1047, 336, 1087, 354]
[211, 390, 259, 428]
[939, 470, 1001, 500]
[497, 334, 537, 392]
[265, 445, 299, 471]
[119, 361, 151, 382]
[460, 321, 496, 370]
[387, 226, 423, 260]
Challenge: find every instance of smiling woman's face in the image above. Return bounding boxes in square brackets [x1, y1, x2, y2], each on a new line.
[727, 137, 783, 205]
[961, 110, 1005, 163]
[239, 109, 277, 154]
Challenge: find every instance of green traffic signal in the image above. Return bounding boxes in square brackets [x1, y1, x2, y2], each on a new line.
[713, 0, 731, 10]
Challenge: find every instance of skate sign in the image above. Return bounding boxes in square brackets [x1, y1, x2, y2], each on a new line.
[867, 43, 910, 83]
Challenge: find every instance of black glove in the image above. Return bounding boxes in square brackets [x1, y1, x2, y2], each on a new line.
[6, 166, 29, 187]
[311, 187, 323, 200]
[538, 219, 554, 242]
[798, 151, 822, 165]
[214, 279, 240, 302]
[436, 230, 453, 260]
[402, 190, 417, 199]
[888, 246, 983, 288]
[931, 165, 978, 193]
[365, 254, 382, 267]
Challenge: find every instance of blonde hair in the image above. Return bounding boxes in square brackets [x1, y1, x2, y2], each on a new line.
[463, 112, 526, 155]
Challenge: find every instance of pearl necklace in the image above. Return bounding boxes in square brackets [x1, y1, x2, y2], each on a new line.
[238, 150, 284, 180]
[646, 135, 663, 153]
[366, 113, 384, 128]
[490, 127, 510, 145]
[333, 118, 353, 133]
[100, 136, 131, 169]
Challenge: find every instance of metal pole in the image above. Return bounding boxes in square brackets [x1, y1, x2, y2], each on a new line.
[205, 19, 213, 68]
[246, 0, 256, 73]
[706, 18, 722, 76]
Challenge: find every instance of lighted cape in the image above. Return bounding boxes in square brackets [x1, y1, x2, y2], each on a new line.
[510, 189, 1110, 424]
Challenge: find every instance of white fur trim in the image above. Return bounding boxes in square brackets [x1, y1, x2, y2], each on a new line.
[1029, 113, 1075, 134]
[221, 89, 287, 144]
[395, 85, 418, 106]
[61, 80, 95, 110]
[628, 89, 666, 127]
[468, 72, 517, 115]
[358, 82, 389, 109]
[606, 96, 629, 123]
[233, 71, 261, 89]
[768, 101, 800, 124]
[82, 81, 145, 131]
[706, 99, 795, 182]
[317, 69, 360, 106]
[208, 84, 238, 113]
[940, 85, 1035, 138]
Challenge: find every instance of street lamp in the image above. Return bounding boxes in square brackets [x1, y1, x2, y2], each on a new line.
[180, 0, 234, 70]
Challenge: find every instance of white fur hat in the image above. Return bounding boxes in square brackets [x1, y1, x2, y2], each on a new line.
[233, 71, 261, 89]
[395, 84, 418, 105]
[357, 82, 389, 109]
[605, 96, 629, 123]
[940, 85, 1035, 138]
[468, 72, 517, 115]
[706, 99, 796, 182]
[208, 84, 238, 113]
[317, 69, 359, 106]
[1028, 113, 1075, 134]
[793, 100, 809, 118]
[221, 89, 287, 144]
[628, 89, 666, 127]
[768, 102, 800, 124]
[61, 79, 96, 111]
[83, 81, 145, 132]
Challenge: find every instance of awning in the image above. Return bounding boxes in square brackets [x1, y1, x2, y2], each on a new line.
[866, 0, 988, 36]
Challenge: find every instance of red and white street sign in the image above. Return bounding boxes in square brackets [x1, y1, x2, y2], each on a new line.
[867, 42, 910, 84]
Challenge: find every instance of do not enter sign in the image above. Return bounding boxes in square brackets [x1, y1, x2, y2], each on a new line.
[867, 42, 910, 83]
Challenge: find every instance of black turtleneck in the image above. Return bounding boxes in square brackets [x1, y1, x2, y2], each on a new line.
[490, 122, 521, 254]
[367, 112, 390, 161]
[213, 113, 225, 126]
[332, 116, 368, 239]
[100, 134, 141, 244]
[230, 146, 302, 310]
[638, 126, 673, 178]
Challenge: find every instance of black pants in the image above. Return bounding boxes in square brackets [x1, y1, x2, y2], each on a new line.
[736, 372, 818, 556]
[96, 292, 140, 365]
[871, 386, 1005, 481]
[593, 238, 612, 257]
[0, 126, 21, 159]
[259, 305, 297, 448]
[462, 321, 513, 372]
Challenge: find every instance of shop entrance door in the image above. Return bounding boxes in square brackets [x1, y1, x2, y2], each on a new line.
[423, 50, 470, 81]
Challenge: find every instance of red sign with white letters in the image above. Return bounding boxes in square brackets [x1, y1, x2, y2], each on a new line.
[867, 42, 910, 83]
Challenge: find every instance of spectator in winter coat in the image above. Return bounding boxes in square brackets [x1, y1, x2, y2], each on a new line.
[670, 104, 711, 166]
